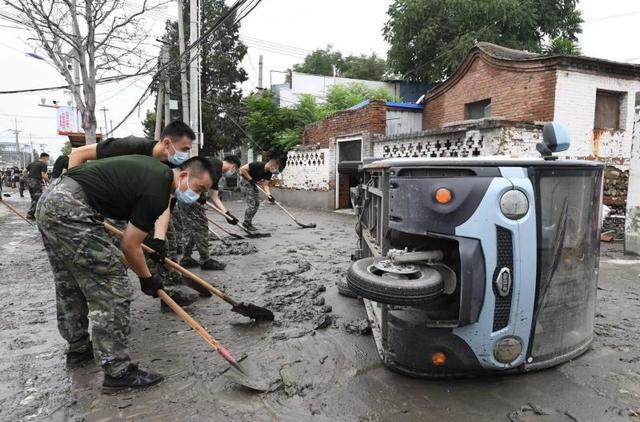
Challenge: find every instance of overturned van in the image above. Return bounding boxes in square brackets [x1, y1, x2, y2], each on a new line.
[346, 123, 604, 377]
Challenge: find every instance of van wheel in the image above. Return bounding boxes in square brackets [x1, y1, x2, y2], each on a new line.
[346, 257, 444, 306]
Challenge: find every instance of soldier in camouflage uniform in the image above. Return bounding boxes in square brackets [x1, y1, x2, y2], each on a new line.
[177, 201, 226, 270]
[239, 155, 281, 231]
[25, 153, 50, 219]
[36, 155, 215, 392]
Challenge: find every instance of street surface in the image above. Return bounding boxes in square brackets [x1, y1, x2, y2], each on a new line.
[0, 190, 639, 421]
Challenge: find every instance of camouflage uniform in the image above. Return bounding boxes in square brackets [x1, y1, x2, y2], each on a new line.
[36, 177, 132, 377]
[176, 202, 210, 263]
[240, 179, 260, 224]
[169, 206, 183, 256]
[26, 177, 44, 217]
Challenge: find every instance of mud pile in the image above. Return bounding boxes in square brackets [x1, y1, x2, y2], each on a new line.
[210, 241, 258, 256]
[261, 258, 332, 330]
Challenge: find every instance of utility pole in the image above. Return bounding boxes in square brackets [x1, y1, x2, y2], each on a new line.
[258, 54, 263, 89]
[626, 106, 640, 255]
[189, 0, 200, 156]
[177, 0, 190, 123]
[154, 50, 165, 141]
[11, 118, 21, 167]
[163, 47, 171, 127]
[100, 107, 109, 137]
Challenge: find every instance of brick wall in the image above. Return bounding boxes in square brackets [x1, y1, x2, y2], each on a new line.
[303, 100, 387, 148]
[424, 55, 557, 129]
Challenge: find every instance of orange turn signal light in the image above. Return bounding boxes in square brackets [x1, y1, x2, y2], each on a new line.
[432, 352, 447, 366]
[435, 188, 452, 204]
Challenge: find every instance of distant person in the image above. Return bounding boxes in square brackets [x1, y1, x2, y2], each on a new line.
[51, 155, 69, 179]
[25, 153, 50, 219]
[238, 154, 281, 231]
[18, 167, 26, 197]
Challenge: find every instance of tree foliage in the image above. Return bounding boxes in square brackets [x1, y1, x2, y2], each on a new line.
[293, 46, 387, 81]
[244, 83, 393, 154]
[543, 37, 582, 55]
[60, 141, 72, 156]
[148, 0, 247, 153]
[384, 0, 583, 82]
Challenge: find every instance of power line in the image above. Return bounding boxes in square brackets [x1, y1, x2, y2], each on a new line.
[0, 70, 156, 94]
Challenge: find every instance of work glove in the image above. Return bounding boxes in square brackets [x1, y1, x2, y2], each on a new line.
[267, 195, 276, 203]
[143, 238, 167, 264]
[138, 274, 164, 298]
[225, 211, 239, 225]
[197, 195, 207, 205]
[249, 179, 257, 187]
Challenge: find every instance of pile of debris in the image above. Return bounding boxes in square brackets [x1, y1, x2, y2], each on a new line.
[603, 166, 628, 215]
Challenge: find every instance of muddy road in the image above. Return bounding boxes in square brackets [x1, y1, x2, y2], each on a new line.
[1, 192, 639, 421]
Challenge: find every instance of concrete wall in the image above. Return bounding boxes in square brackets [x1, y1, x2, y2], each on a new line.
[272, 187, 335, 211]
[279, 148, 332, 190]
[626, 108, 640, 255]
[373, 120, 543, 159]
[553, 68, 640, 167]
[424, 55, 557, 129]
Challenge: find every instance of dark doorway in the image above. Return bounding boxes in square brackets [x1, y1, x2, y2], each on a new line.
[336, 139, 362, 209]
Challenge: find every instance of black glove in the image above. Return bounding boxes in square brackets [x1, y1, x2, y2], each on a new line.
[138, 274, 164, 298]
[267, 195, 276, 203]
[249, 179, 257, 187]
[197, 195, 207, 205]
[143, 238, 167, 264]
[225, 211, 239, 225]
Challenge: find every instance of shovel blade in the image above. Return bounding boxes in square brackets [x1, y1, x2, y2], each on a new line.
[296, 222, 316, 229]
[231, 302, 275, 321]
[247, 232, 271, 238]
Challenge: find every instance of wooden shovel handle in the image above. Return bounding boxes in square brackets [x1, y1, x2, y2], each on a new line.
[157, 289, 220, 350]
[103, 222, 237, 306]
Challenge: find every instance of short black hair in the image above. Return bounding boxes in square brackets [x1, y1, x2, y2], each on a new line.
[179, 156, 215, 183]
[223, 155, 241, 168]
[40, 152, 50, 159]
[161, 120, 196, 142]
[265, 150, 282, 164]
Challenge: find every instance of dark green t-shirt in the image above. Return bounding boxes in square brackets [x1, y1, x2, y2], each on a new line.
[67, 155, 173, 232]
[27, 160, 48, 180]
[96, 136, 156, 160]
[248, 161, 272, 182]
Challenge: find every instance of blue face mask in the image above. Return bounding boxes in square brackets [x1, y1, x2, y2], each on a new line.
[168, 143, 189, 166]
[174, 175, 200, 204]
[223, 171, 236, 178]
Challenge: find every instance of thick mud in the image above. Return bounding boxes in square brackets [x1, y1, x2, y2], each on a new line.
[1, 194, 639, 421]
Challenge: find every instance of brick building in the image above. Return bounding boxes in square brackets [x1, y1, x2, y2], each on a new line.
[424, 42, 640, 165]
[275, 43, 640, 211]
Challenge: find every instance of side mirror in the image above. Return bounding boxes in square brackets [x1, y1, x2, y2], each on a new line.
[537, 122, 570, 160]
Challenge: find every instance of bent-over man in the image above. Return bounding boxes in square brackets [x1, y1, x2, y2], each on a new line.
[36, 155, 214, 392]
[239, 155, 281, 231]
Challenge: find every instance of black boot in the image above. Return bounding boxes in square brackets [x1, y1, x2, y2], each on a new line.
[66, 342, 94, 368]
[102, 364, 164, 393]
[201, 258, 226, 271]
[242, 221, 257, 232]
[179, 256, 199, 268]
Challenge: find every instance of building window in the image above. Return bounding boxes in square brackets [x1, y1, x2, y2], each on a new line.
[465, 99, 491, 120]
[594, 90, 625, 131]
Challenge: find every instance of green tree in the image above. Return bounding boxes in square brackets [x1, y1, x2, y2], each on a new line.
[293, 46, 387, 81]
[150, 0, 247, 154]
[293, 46, 344, 76]
[60, 141, 72, 156]
[384, 0, 583, 82]
[142, 110, 156, 139]
[543, 37, 582, 55]
[244, 84, 394, 153]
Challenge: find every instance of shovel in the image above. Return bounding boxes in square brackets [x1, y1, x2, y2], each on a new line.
[206, 215, 245, 240]
[254, 186, 317, 229]
[207, 224, 230, 245]
[0, 199, 34, 225]
[205, 202, 271, 238]
[104, 222, 274, 321]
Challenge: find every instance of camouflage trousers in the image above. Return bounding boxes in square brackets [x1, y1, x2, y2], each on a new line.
[36, 177, 132, 377]
[169, 205, 183, 255]
[241, 180, 260, 224]
[176, 202, 209, 263]
[26, 177, 43, 217]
